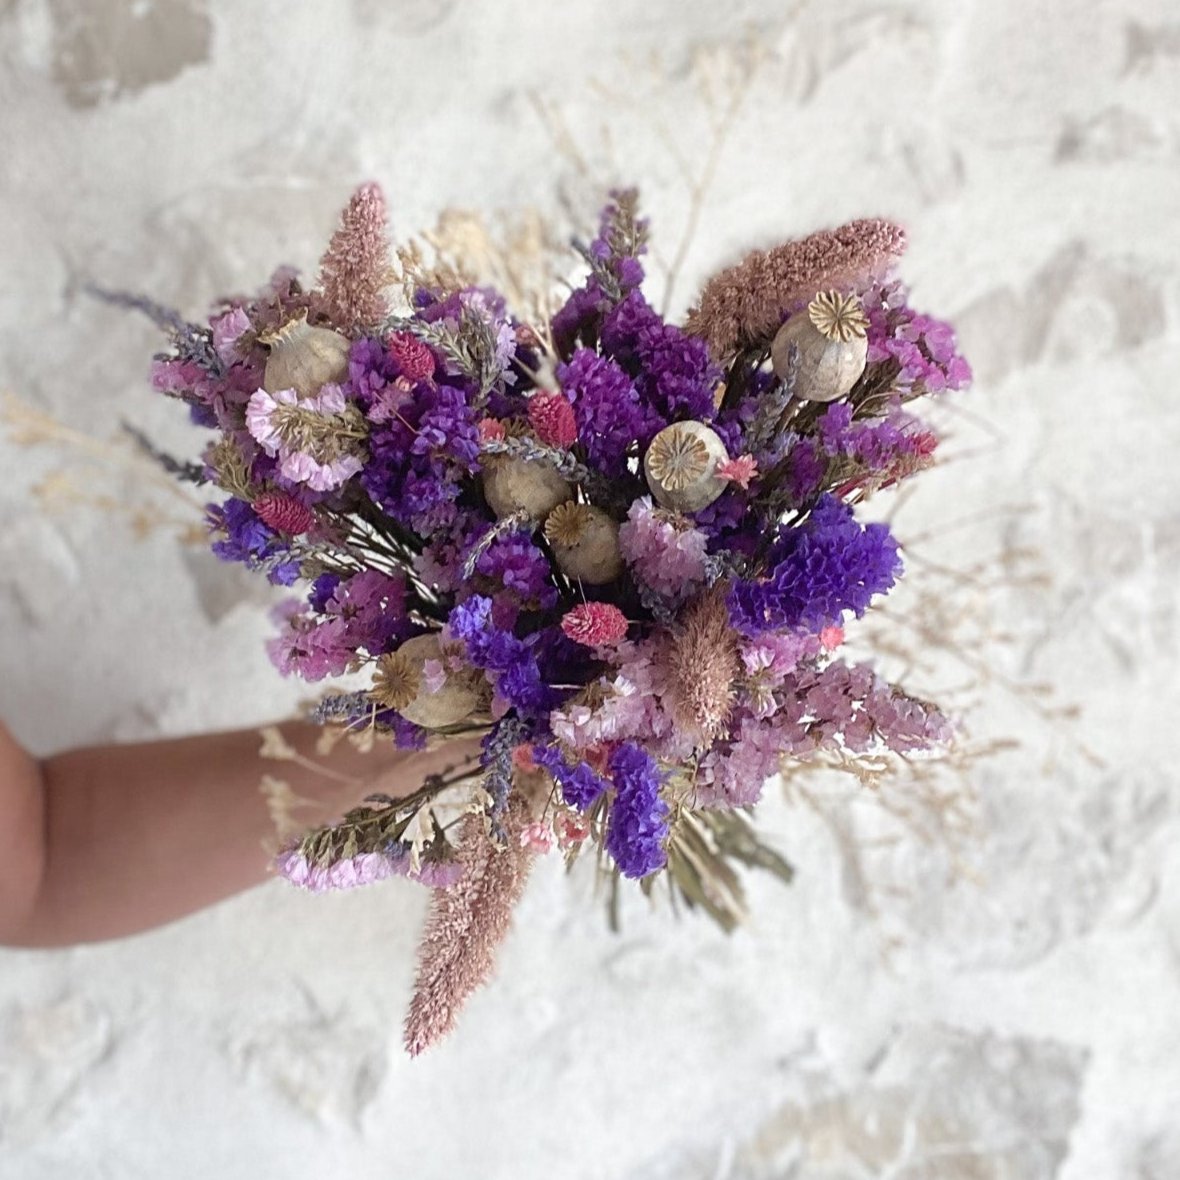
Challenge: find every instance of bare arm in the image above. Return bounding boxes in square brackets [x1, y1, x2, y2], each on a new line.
[0, 720, 480, 949]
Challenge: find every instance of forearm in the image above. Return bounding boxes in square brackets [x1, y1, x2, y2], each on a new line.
[3, 721, 477, 949]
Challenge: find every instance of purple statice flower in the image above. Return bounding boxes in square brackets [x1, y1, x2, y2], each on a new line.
[447, 596, 551, 715]
[531, 743, 609, 811]
[308, 572, 341, 612]
[604, 742, 669, 879]
[727, 495, 901, 636]
[816, 402, 939, 485]
[601, 290, 719, 424]
[557, 348, 660, 477]
[618, 496, 709, 600]
[780, 436, 827, 506]
[320, 569, 410, 654]
[861, 279, 972, 394]
[266, 600, 354, 682]
[378, 709, 429, 750]
[210, 306, 252, 365]
[474, 529, 558, 614]
[206, 498, 300, 586]
[358, 340, 481, 533]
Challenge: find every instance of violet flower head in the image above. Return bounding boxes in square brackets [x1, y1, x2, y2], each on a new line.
[558, 348, 659, 477]
[604, 742, 669, 879]
[727, 496, 902, 635]
[531, 744, 609, 811]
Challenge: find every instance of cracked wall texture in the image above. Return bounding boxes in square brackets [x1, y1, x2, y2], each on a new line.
[1, 1, 1178, 1177]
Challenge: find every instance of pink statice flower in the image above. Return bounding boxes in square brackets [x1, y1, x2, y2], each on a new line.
[275, 849, 401, 892]
[266, 600, 353, 681]
[211, 306, 252, 365]
[246, 383, 366, 492]
[618, 496, 709, 600]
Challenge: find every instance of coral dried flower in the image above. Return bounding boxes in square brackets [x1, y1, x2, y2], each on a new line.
[561, 602, 629, 647]
[253, 490, 316, 536]
[527, 392, 578, 448]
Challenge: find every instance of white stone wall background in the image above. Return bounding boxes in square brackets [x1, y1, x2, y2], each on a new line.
[0, 1, 1177, 1177]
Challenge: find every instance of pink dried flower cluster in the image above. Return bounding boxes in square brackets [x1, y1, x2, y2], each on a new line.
[618, 496, 709, 600]
[561, 602, 629, 647]
[527, 391, 578, 447]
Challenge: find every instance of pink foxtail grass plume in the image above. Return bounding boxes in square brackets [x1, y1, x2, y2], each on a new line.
[404, 794, 535, 1057]
[318, 181, 394, 334]
[684, 218, 907, 358]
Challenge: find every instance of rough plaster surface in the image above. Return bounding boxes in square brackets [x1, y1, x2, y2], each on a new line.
[0, 1, 1178, 1177]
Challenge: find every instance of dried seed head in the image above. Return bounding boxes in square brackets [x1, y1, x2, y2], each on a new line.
[808, 291, 869, 342]
[643, 421, 729, 512]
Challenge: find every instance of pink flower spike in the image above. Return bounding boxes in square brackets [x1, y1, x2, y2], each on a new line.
[528, 392, 578, 448]
[478, 417, 507, 443]
[561, 602, 629, 647]
[253, 491, 316, 536]
[820, 625, 845, 651]
[519, 821, 554, 854]
[717, 454, 759, 489]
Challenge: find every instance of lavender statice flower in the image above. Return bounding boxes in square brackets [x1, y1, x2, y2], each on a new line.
[604, 742, 669, 879]
[276, 843, 462, 892]
[727, 496, 901, 636]
[618, 496, 709, 600]
[474, 529, 558, 614]
[816, 402, 938, 486]
[557, 349, 660, 477]
[320, 569, 411, 654]
[861, 279, 972, 393]
[266, 600, 353, 682]
[531, 743, 609, 811]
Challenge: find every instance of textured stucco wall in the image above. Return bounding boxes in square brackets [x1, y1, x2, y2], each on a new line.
[1, 2, 1178, 1177]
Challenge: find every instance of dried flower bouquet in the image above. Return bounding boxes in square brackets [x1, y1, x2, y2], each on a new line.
[115, 183, 971, 1054]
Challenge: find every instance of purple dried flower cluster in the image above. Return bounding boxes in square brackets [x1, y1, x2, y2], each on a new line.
[131, 183, 972, 1052]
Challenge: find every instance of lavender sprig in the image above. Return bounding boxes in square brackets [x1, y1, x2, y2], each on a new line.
[121, 422, 208, 484]
[86, 284, 225, 377]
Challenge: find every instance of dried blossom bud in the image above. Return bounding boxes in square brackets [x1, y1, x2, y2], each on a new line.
[643, 420, 730, 512]
[387, 331, 436, 382]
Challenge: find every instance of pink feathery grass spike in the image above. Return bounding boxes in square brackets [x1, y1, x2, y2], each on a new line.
[403, 796, 535, 1057]
[318, 181, 393, 334]
[253, 490, 315, 536]
[684, 218, 907, 358]
[561, 602, 629, 647]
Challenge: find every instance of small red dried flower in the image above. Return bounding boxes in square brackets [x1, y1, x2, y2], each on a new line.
[561, 602, 628, 647]
[253, 491, 315, 536]
[527, 392, 578, 448]
[478, 417, 507, 443]
[387, 331, 436, 383]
